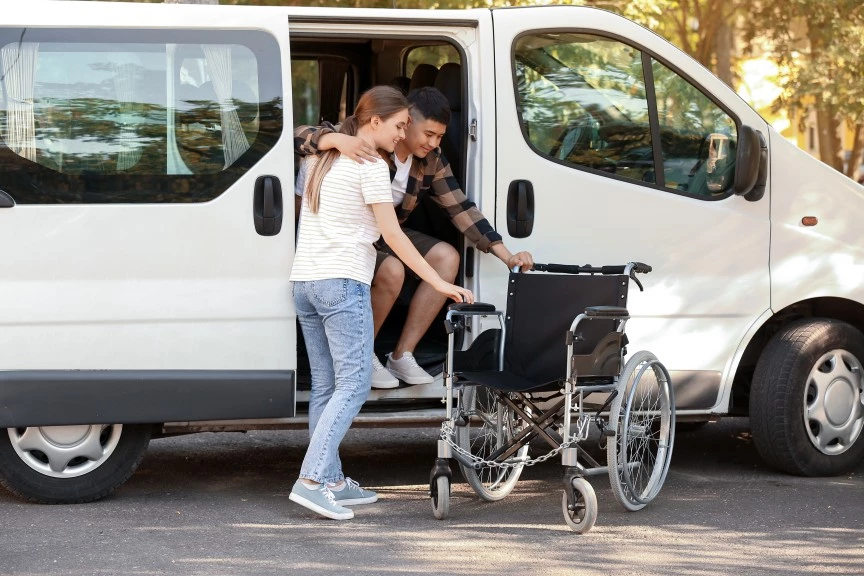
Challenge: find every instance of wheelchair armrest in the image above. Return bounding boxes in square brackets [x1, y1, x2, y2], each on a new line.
[584, 306, 629, 318]
[448, 302, 497, 313]
[445, 303, 500, 335]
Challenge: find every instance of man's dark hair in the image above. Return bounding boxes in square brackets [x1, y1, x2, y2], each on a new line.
[407, 87, 451, 126]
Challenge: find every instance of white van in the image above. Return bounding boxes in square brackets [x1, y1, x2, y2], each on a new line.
[1, 1, 862, 503]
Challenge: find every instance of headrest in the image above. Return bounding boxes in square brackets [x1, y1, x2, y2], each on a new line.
[390, 76, 410, 95]
[409, 64, 438, 91]
[433, 63, 461, 113]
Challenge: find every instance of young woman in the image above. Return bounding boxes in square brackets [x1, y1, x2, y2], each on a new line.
[289, 86, 473, 520]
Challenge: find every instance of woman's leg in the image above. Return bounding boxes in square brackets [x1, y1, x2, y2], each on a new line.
[294, 281, 336, 438]
[299, 279, 373, 484]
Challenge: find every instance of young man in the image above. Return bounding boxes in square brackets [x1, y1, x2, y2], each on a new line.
[294, 87, 533, 388]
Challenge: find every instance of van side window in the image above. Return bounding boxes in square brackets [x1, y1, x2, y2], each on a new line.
[292, 59, 321, 127]
[405, 45, 459, 78]
[652, 60, 737, 197]
[0, 29, 281, 204]
[290, 57, 350, 126]
[514, 33, 652, 180]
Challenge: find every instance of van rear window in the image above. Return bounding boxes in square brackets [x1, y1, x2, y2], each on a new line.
[0, 28, 282, 204]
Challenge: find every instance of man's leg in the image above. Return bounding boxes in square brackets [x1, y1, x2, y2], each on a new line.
[370, 252, 404, 389]
[371, 253, 405, 338]
[392, 240, 459, 360]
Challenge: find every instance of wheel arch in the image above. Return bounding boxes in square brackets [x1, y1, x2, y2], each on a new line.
[728, 296, 864, 415]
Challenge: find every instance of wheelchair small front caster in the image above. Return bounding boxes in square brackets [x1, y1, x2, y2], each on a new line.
[431, 475, 450, 520]
[562, 477, 597, 533]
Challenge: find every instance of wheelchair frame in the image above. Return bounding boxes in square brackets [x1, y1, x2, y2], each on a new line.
[429, 262, 675, 533]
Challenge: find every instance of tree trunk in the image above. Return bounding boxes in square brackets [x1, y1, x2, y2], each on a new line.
[714, 20, 734, 88]
[846, 122, 864, 179]
[815, 101, 844, 171]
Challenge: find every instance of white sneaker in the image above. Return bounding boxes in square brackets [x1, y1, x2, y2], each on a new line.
[371, 355, 399, 389]
[386, 351, 434, 385]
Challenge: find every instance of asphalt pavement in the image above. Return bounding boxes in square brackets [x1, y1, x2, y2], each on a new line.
[1, 418, 862, 576]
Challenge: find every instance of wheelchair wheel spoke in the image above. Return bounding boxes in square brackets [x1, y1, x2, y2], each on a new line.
[455, 386, 528, 502]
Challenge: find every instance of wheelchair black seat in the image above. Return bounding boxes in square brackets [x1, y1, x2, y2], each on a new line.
[454, 270, 629, 391]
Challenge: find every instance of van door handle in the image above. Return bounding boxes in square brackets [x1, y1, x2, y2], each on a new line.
[0, 189, 15, 208]
[506, 180, 534, 238]
[253, 176, 283, 236]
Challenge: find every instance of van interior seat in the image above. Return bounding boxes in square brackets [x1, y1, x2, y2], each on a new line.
[432, 62, 463, 182]
[390, 75, 410, 95]
[409, 63, 438, 92]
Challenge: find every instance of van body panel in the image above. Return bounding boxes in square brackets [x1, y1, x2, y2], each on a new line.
[0, 370, 295, 428]
[769, 133, 864, 312]
[488, 6, 771, 410]
[0, 4, 296, 376]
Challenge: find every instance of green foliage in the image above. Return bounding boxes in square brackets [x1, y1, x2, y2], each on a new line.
[748, 1, 864, 120]
[746, 0, 864, 169]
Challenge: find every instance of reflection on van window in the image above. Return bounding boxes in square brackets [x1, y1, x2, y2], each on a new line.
[514, 33, 651, 179]
[0, 29, 282, 204]
[652, 60, 737, 196]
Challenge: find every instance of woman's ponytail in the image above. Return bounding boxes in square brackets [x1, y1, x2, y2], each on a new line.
[303, 87, 408, 214]
[305, 116, 359, 213]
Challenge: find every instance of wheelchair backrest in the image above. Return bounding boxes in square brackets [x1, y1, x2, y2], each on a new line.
[503, 272, 629, 384]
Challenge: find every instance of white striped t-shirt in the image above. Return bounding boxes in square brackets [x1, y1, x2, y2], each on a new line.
[290, 155, 393, 285]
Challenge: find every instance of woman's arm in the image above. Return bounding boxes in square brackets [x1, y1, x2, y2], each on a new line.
[371, 203, 474, 304]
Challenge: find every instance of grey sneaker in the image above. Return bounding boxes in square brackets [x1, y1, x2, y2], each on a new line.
[289, 480, 354, 520]
[371, 355, 399, 389]
[329, 477, 379, 506]
[386, 351, 434, 385]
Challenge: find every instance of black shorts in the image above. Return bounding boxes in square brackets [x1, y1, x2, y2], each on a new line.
[374, 228, 443, 276]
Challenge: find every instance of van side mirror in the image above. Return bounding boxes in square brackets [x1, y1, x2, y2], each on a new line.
[0, 189, 15, 208]
[734, 125, 767, 201]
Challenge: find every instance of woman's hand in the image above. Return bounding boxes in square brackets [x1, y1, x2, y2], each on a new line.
[433, 281, 474, 304]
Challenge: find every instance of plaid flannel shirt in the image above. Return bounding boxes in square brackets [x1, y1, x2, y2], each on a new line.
[294, 123, 503, 253]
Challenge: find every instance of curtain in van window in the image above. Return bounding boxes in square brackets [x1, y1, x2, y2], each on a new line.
[111, 62, 144, 171]
[202, 45, 250, 169]
[0, 42, 39, 162]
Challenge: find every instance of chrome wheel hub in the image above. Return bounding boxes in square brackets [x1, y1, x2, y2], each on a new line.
[8, 424, 123, 478]
[804, 350, 864, 455]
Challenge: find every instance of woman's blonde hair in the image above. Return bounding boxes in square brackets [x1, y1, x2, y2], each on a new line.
[305, 85, 409, 213]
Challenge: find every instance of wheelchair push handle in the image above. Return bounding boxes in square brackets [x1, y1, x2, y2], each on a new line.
[515, 261, 652, 291]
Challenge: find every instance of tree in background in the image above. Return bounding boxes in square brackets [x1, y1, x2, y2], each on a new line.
[747, 0, 864, 175]
[610, 0, 744, 87]
[97, 0, 864, 177]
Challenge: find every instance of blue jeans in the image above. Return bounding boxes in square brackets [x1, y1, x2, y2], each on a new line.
[293, 278, 373, 484]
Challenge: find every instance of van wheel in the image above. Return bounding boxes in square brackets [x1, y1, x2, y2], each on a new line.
[750, 319, 864, 476]
[0, 424, 151, 503]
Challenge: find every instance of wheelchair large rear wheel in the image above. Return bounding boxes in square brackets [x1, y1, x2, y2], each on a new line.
[607, 351, 675, 511]
[455, 385, 527, 501]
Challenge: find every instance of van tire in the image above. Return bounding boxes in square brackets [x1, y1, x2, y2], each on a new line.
[750, 319, 864, 476]
[0, 424, 151, 504]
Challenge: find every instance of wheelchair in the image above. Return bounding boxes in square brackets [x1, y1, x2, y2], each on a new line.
[429, 262, 675, 533]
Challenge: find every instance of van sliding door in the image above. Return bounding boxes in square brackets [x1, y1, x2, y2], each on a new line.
[0, 2, 297, 426]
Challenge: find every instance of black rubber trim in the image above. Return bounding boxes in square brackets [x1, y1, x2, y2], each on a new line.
[448, 303, 497, 313]
[0, 370, 295, 428]
[668, 370, 720, 410]
[584, 306, 629, 318]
